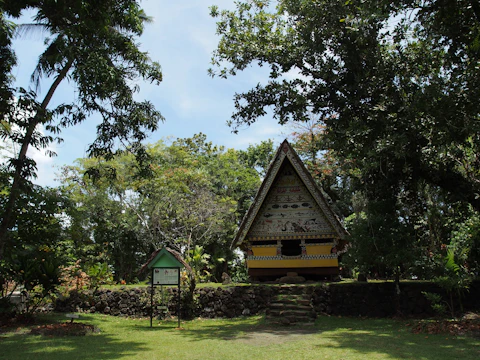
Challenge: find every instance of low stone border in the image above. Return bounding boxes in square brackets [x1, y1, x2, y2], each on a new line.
[55, 281, 480, 319]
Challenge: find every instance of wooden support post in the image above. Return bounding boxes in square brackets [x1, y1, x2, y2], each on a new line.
[177, 268, 181, 328]
[150, 269, 154, 328]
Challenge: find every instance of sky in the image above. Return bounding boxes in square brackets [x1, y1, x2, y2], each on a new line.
[7, 0, 289, 187]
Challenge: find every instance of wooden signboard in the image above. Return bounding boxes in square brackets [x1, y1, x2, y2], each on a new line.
[153, 268, 179, 285]
[144, 248, 186, 328]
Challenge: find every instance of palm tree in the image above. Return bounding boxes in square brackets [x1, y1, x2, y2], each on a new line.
[0, 0, 164, 258]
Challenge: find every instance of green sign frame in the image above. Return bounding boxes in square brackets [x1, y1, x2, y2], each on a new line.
[145, 248, 185, 328]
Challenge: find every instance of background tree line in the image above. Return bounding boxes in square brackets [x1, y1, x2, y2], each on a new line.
[59, 134, 274, 283]
[1, 133, 274, 298]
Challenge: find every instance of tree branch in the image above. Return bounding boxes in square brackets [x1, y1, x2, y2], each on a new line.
[0, 58, 74, 258]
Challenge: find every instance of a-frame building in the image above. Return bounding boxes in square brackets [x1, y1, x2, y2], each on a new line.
[233, 140, 348, 280]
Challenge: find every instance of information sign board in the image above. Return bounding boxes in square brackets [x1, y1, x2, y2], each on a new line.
[153, 268, 179, 285]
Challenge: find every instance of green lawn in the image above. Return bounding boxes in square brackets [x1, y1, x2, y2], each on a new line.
[0, 314, 478, 360]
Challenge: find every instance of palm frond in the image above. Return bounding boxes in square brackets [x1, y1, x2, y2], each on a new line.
[30, 35, 67, 92]
[138, 10, 153, 24]
[445, 249, 460, 274]
[14, 23, 50, 39]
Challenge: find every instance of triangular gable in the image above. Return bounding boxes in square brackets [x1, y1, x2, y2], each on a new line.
[148, 249, 183, 268]
[142, 247, 190, 271]
[233, 140, 347, 248]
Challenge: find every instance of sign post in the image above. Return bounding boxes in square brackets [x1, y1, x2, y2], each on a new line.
[144, 247, 186, 328]
[150, 267, 181, 328]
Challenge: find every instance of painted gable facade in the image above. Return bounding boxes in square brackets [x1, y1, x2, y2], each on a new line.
[249, 161, 335, 239]
[234, 140, 347, 280]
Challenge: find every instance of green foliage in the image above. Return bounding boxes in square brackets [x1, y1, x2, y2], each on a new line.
[237, 139, 275, 177]
[58, 135, 265, 284]
[343, 205, 415, 280]
[423, 247, 473, 318]
[449, 210, 480, 274]
[421, 291, 447, 316]
[186, 245, 212, 283]
[229, 257, 249, 283]
[0, 185, 71, 314]
[0, 9, 15, 117]
[85, 262, 114, 291]
[435, 249, 473, 316]
[0, 0, 164, 254]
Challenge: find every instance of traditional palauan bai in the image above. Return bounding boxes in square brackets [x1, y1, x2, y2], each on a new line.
[233, 140, 348, 281]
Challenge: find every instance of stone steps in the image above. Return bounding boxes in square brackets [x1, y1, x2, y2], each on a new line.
[270, 303, 312, 311]
[272, 298, 311, 306]
[268, 309, 316, 318]
[266, 285, 316, 326]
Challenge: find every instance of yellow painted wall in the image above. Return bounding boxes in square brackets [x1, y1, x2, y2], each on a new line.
[252, 245, 333, 256]
[247, 258, 338, 268]
[305, 245, 333, 255]
[252, 247, 277, 256]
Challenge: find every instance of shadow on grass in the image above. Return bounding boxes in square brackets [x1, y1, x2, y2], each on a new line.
[133, 315, 319, 343]
[131, 315, 480, 359]
[0, 315, 149, 360]
[311, 316, 480, 360]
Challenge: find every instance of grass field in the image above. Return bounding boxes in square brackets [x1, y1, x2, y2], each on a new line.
[1, 313, 479, 360]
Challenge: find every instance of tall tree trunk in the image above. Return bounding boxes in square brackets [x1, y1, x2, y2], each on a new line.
[0, 58, 73, 259]
[393, 266, 402, 316]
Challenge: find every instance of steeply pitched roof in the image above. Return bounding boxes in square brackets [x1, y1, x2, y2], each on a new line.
[233, 139, 347, 248]
[139, 247, 191, 275]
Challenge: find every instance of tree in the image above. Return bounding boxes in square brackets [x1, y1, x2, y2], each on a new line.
[237, 139, 275, 177]
[287, 116, 355, 218]
[0, 184, 72, 314]
[210, 0, 480, 282]
[0, 0, 163, 258]
[0, 8, 15, 118]
[59, 135, 266, 282]
[210, 0, 480, 212]
[0, 8, 16, 161]
[59, 155, 149, 283]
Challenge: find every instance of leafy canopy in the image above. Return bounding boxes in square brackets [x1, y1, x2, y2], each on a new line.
[0, 0, 164, 255]
[59, 135, 270, 283]
[210, 0, 480, 211]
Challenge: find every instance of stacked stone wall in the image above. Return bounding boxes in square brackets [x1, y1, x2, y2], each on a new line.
[55, 281, 480, 319]
[55, 285, 276, 319]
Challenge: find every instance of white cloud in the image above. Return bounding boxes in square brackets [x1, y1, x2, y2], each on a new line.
[227, 120, 286, 149]
[28, 130, 58, 187]
[0, 122, 59, 187]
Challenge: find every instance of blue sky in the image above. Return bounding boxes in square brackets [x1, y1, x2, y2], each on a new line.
[8, 1, 288, 186]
